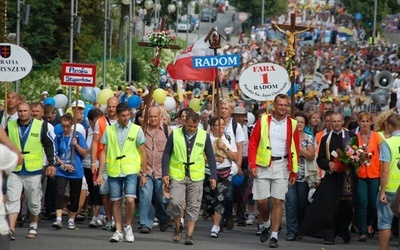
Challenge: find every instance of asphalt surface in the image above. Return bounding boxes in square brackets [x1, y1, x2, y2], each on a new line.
[10, 214, 398, 250]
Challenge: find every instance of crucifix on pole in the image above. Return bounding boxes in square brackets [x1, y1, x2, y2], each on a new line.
[138, 17, 181, 132]
[273, 13, 313, 117]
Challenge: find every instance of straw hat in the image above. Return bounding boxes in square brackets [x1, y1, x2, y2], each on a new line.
[341, 95, 350, 101]
[295, 91, 303, 97]
[359, 97, 365, 103]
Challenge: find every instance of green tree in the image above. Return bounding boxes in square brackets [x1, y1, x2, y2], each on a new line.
[230, 0, 287, 26]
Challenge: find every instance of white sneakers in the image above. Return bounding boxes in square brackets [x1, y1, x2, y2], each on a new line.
[124, 226, 134, 243]
[110, 226, 134, 243]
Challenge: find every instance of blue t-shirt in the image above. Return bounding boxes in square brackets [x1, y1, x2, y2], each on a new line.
[55, 131, 88, 179]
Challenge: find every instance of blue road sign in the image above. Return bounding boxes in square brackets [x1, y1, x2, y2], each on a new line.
[192, 54, 240, 68]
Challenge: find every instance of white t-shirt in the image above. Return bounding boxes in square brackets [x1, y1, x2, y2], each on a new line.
[1, 111, 18, 129]
[224, 118, 245, 153]
[83, 126, 95, 168]
[43, 122, 55, 166]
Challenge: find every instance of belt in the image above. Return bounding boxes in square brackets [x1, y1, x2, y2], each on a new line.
[270, 155, 288, 161]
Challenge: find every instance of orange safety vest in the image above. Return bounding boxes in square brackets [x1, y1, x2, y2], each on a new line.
[96, 116, 109, 160]
[357, 131, 381, 179]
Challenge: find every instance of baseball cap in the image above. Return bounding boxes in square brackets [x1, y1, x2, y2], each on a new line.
[41, 91, 49, 96]
[70, 100, 85, 109]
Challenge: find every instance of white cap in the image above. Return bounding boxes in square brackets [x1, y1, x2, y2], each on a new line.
[70, 100, 85, 109]
[41, 91, 49, 96]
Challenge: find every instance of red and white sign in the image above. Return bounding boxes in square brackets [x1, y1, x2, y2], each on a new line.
[61, 62, 97, 87]
[239, 63, 290, 101]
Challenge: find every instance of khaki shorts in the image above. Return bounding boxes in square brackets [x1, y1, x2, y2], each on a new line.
[252, 177, 288, 201]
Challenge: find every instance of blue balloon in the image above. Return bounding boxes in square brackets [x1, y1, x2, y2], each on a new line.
[43, 97, 55, 107]
[287, 83, 299, 96]
[84, 104, 94, 117]
[127, 95, 141, 109]
[231, 175, 244, 186]
[54, 124, 63, 135]
[81, 87, 97, 102]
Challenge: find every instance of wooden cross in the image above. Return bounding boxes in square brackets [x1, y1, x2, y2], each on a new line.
[273, 13, 313, 117]
[138, 17, 181, 131]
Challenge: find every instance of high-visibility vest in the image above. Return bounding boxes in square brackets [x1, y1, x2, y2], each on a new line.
[255, 114, 298, 173]
[383, 136, 400, 193]
[96, 116, 109, 160]
[105, 123, 141, 177]
[8, 119, 43, 172]
[169, 128, 206, 181]
[357, 131, 381, 179]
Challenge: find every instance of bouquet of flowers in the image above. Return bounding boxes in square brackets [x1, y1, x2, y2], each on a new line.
[147, 30, 176, 48]
[329, 136, 367, 174]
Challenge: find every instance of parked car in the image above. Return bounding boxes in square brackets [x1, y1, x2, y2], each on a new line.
[200, 8, 217, 22]
[177, 21, 193, 32]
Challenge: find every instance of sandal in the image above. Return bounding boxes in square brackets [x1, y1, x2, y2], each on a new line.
[358, 235, 367, 242]
[26, 227, 37, 239]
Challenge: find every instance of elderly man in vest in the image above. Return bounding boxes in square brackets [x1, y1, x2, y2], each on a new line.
[162, 110, 217, 245]
[248, 94, 300, 248]
[6, 102, 56, 239]
[97, 102, 147, 243]
[377, 113, 400, 250]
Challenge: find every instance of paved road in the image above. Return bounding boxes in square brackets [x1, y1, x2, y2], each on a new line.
[11, 214, 397, 250]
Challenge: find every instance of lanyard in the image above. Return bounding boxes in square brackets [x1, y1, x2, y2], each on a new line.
[18, 120, 33, 148]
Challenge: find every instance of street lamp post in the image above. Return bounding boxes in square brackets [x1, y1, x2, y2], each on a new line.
[168, 0, 182, 40]
[208, 0, 215, 31]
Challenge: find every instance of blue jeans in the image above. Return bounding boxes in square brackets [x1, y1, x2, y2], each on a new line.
[356, 177, 379, 235]
[139, 174, 169, 228]
[108, 174, 138, 201]
[285, 181, 309, 236]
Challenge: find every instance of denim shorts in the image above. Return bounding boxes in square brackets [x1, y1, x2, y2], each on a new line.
[108, 174, 138, 201]
[377, 192, 395, 230]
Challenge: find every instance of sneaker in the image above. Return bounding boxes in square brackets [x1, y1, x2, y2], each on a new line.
[210, 231, 219, 238]
[260, 226, 270, 243]
[110, 230, 123, 243]
[246, 215, 255, 225]
[225, 218, 234, 230]
[269, 237, 278, 248]
[89, 220, 97, 228]
[124, 226, 134, 243]
[75, 214, 85, 222]
[184, 235, 194, 245]
[89, 219, 103, 228]
[67, 221, 76, 230]
[153, 218, 159, 227]
[103, 220, 113, 231]
[256, 224, 264, 236]
[9, 230, 16, 241]
[52, 220, 62, 229]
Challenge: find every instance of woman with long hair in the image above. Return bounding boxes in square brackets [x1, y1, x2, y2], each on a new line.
[355, 112, 382, 242]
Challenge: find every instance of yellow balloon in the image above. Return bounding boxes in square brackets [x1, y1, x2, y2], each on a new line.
[189, 98, 202, 112]
[153, 88, 167, 104]
[66, 108, 73, 115]
[97, 89, 114, 104]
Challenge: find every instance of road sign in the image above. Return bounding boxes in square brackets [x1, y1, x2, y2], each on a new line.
[238, 12, 248, 22]
[0, 43, 33, 82]
[192, 54, 240, 68]
[61, 62, 97, 87]
[239, 63, 290, 101]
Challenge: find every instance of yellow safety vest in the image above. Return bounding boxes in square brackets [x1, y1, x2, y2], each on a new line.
[384, 137, 400, 193]
[8, 119, 44, 172]
[255, 114, 298, 173]
[170, 128, 206, 181]
[106, 124, 141, 177]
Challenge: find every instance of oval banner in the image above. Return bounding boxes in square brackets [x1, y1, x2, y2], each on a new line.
[239, 63, 290, 101]
[0, 43, 33, 82]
